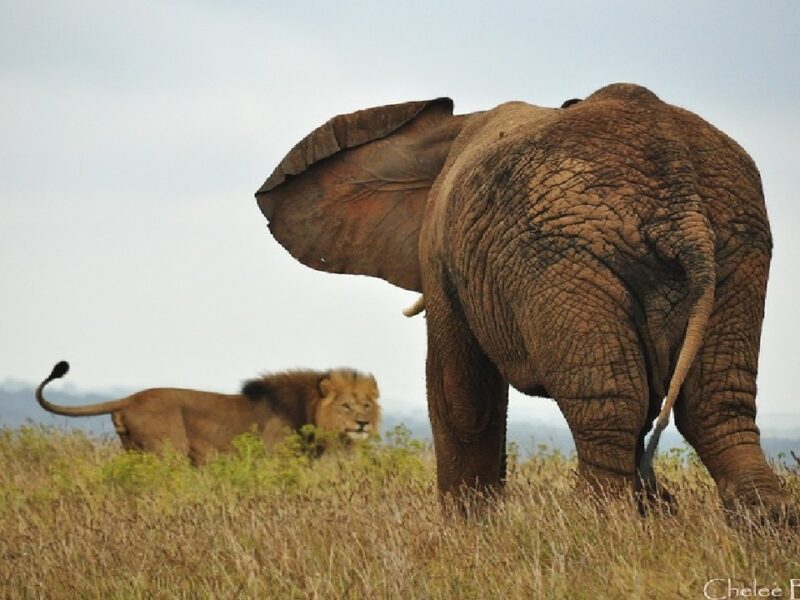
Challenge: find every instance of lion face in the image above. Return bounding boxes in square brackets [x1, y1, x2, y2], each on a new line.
[316, 370, 380, 440]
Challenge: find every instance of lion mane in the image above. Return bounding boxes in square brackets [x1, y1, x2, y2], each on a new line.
[241, 368, 381, 443]
[35, 361, 380, 465]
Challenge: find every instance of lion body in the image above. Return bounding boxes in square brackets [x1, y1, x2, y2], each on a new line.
[108, 387, 278, 463]
[36, 363, 380, 465]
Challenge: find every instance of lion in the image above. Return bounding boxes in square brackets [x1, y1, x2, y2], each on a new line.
[35, 361, 380, 464]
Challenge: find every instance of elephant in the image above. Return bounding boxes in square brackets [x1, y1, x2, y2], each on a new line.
[255, 83, 792, 522]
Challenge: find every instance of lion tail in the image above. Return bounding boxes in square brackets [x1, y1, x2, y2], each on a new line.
[35, 361, 130, 417]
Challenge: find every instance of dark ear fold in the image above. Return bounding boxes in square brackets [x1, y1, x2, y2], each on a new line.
[256, 98, 467, 291]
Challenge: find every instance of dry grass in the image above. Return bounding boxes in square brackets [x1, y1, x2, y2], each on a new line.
[1, 425, 798, 599]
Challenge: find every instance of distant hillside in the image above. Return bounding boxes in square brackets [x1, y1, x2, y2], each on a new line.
[3, 383, 798, 462]
[381, 413, 800, 463]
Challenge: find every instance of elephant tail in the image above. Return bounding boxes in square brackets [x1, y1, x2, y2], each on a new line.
[640, 211, 717, 473]
[36, 361, 130, 417]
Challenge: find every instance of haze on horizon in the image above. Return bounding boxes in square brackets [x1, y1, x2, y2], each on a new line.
[2, 1, 799, 432]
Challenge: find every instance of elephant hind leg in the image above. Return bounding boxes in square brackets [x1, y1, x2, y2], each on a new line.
[674, 250, 795, 525]
[524, 265, 650, 499]
[424, 283, 509, 515]
[559, 392, 644, 497]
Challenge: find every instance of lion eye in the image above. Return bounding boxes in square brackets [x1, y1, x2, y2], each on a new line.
[342, 403, 352, 410]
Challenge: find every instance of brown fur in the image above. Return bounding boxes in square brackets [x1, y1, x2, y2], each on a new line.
[36, 362, 380, 465]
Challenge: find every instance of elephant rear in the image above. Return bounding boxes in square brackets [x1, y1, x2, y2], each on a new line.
[440, 84, 767, 402]
[256, 84, 792, 522]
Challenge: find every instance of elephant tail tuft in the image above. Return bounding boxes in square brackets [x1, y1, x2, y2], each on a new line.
[640, 210, 716, 474]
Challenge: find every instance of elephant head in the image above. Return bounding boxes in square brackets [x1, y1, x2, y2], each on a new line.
[256, 84, 794, 524]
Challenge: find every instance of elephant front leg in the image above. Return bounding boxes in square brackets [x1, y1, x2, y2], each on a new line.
[425, 290, 509, 515]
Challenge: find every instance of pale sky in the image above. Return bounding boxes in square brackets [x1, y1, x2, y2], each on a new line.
[2, 1, 798, 429]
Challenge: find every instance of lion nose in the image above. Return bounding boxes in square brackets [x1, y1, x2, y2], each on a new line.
[356, 420, 370, 431]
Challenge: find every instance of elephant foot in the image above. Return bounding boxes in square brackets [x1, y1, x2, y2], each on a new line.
[717, 472, 798, 528]
[573, 465, 678, 517]
[573, 464, 641, 512]
[722, 492, 799, 529]
[691, 441, 796, 527]
[439, 483, 504, 521]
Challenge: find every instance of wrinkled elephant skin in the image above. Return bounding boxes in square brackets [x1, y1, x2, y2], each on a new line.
[256, 84, 793, 523]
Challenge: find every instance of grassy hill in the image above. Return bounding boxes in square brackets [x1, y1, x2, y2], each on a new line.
[1, 425, 798, 598]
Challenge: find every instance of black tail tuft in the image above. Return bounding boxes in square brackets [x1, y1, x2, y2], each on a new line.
[560, 98, 582, 109]
[49, 361, 70, 381]
[639, 423, 665, 475]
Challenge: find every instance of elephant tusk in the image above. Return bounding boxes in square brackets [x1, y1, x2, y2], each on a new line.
[402, 295, 425, 317]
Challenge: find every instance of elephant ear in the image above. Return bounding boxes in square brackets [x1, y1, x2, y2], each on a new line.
[256, 98, 467, 291]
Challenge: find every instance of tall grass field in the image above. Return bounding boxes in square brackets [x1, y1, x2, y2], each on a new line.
[2, 425, 798, 599]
